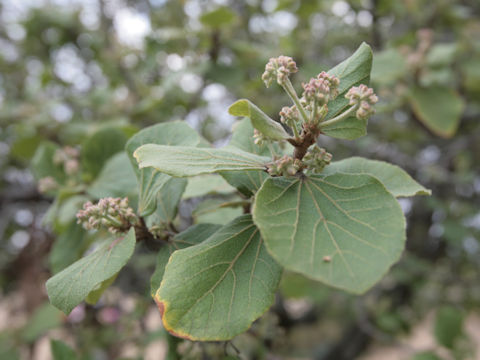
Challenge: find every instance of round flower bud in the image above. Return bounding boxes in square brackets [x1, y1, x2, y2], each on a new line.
[279, 106, 300, 126]
[345, 84, 378, 120]
[262, 56, 298, 87]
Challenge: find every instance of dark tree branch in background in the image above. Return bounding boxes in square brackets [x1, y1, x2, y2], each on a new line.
[370, 0, 382, 49]
[209, 30, 221, 64]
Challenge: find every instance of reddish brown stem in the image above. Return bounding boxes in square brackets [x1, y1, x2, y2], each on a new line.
[287, 123, 321, 161]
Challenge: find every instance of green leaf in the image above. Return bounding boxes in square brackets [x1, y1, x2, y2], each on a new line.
[427, 43, 457, 67]
[134, 145, 269, 177]
[322, 42, 373, 140]
[434, 306, 464, 349]
[192, 198, 244, 225]
[22, 303, 63, 343]
[49, 222, 87, 274]
[81, 127, 127, 178]
[154, 215, 282, 340]
[56, 195, 89, 227]
[31, 141, 65, 183]
[323, 157, 431, 197]
[152, 177, 187, 225]
[125, 121, 206, 216]
[150, 223, 221, 297]
[220, 118, 289, 197]
[220, 170, 268, 198]
[462, 57, 480, 94]
[87, 153, 137, 199]
[409, 86, 464, 138]
[200, 7, 236, 28]
[371, 48, 407, 85]
[85, 273, 118, 305]
[183, 175, 235, 199]
[229, 118, 273, 156]
[46, 228, 136, 314]
[50, 339, 77, 360]
[228, 99, 289, 141]
[220, 118, 270, 196]
[253, 173, 405, 294]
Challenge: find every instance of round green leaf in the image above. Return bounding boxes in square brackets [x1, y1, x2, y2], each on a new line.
[409, 86, 464, 138]
[154, 215, 282, 340]
[150, 223, 221, 297]
[253, 173, 406, 294]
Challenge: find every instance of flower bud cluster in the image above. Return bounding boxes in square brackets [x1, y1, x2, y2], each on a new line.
[279, 105, 300, 129]
[303, 146, 332, 173]
[302, 72, 340, 107]
[38, 176, 58, 193]
[54, 146, 80, 176]
[267, 155, 303, 177]
[262, 56, 298, 87]
[76, 197, 138, 234]
[345, 84, 378, 120]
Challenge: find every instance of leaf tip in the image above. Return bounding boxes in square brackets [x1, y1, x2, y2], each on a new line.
[228, 99, 249, 116]
[132, 147, 145, 167]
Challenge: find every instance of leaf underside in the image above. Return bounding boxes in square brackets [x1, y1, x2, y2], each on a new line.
[134, 145, 269, 177]
[220, 118, 277, 197]
[253, 173, 406, 294]
[154, 215, 282, 341]
[125, 121, 205, 216]
[228, 99, 289, 140]
[150, 223, 222, 297]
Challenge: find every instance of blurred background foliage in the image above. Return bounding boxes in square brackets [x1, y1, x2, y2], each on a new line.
[0, 0, 479, 359]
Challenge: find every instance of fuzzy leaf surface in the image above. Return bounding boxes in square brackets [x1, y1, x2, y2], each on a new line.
[152, 177, 187, 225]
[321, 42, 373, 140]
[183, 175, 235, 199]
[253, 174, 405, 294]
[126, 121, 205, 216]
[150, 223, 221, 297]
[48, 222, 87, 274]
[154, 215, 282, 340]
[220, 118, 277, 196]
[46, 228, 136, 314]
[229, 99, 289, 140]
[134, 145, 268, 177]
[192, 197, 244, 225]
[323, 157, 431, 197]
